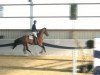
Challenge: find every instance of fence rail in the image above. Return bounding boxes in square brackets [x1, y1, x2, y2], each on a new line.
[0, 3, 100, 6]
[0, 16, 100, 18]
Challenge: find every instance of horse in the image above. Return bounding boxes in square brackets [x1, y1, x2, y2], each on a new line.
[12, 28, 49, 55]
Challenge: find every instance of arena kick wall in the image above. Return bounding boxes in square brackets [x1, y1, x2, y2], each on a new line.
[0, 39, 90, 56]
[0, 29, 100, 39]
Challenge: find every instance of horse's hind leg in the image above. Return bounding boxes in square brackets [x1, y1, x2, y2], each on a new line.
[11, 43, 18, 54]
[26, 45, 32, 55]
[12, 40, 18, 50]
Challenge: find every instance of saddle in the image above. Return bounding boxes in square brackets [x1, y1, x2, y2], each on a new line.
[29, 35, 38, 44]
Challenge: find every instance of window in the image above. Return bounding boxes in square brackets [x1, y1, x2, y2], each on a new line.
[0, 6, 3, 17]
[0, 0, 100, 29]
[3, 6, 30, 17]
[0, 0, 30, 29]
[78, 5, 100, 16]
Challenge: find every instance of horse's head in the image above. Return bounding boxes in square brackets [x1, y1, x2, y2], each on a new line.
[43, 27, 49, 36]
[38, 27, 49, 37]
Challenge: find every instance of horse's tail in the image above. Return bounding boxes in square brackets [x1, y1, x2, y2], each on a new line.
[12, 37, 22, 49]
[12, 43, 17, 49]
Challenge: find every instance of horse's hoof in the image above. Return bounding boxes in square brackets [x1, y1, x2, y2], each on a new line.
[30, 52, 32, 55]
[24, 54, 29, 56]
[39, 51, 46, 55]
[39, 51, 43, 54]
[39, 52, 42, 54]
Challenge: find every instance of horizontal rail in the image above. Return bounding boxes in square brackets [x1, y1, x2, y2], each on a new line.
[0, 4, 31, 6]
[0, 3, 100, 6]
[0, 16, 32, 18]
[33, 16, 100, 18]
[33, 3, 100, 5]
[0, 16, 69, 18]
[33, 16, 69, 18]
[0, 16, 100, 18]
[0, 4, 30, 6]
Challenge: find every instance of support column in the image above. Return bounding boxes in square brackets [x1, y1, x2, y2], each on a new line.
[29, 0, 33, 29]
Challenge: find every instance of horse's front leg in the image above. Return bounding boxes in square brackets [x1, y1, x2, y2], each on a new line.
[26, 45, 32, 55]
[39, 44, 46, 54]
[23, 46, 27, 54]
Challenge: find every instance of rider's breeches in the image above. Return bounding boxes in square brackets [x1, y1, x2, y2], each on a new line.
[32, 32, 37, 37]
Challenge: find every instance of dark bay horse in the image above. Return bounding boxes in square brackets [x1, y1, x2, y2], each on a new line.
[12, 28, 49, 54]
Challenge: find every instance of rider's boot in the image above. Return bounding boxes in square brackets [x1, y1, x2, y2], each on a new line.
[33, 34, 38, 44]
[35, 37, 37, 44]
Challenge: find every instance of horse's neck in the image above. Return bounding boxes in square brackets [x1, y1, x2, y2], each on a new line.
[38, 29, 44, 38]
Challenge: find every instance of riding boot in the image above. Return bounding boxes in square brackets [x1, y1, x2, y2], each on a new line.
[33, 35, 35, 44]
[35, 37, 37, 44]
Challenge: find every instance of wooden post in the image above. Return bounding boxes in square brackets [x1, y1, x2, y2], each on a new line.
[70, 4, 77, 20]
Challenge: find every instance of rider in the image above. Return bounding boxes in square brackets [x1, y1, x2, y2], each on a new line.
[32, 20, 38, 38]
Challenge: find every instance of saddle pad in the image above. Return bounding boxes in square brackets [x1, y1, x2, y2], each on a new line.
[29, 35, 33, 39]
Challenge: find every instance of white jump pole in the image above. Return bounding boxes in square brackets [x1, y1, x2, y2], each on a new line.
[72, 47, 77, 75]
[93, 38, 100, 74]
[71, 3, 77, 74]
[72, 20, 77, 75]
[94, 38, 100, 68]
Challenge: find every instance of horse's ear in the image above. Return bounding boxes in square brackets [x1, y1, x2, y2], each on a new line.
[43, 27, 46, 29]
[44, 27, 47, 29]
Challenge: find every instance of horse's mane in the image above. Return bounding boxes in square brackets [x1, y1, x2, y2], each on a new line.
[38, 28, 46, 34]
[40, 28, 46, 31]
